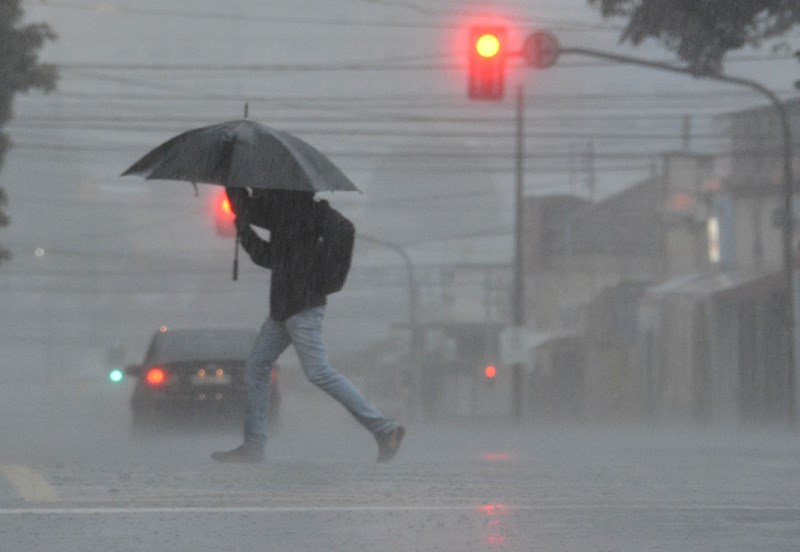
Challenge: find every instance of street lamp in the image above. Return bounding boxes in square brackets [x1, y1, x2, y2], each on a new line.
[357, 234, 424, 417]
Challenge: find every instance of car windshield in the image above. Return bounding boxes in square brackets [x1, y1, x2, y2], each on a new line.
[144, 330, 256, 364]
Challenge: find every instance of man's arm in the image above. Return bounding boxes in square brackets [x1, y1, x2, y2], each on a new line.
[235, 218, 273, 269]
[225, 186, 249, 215]
[226, 187, 271, 229]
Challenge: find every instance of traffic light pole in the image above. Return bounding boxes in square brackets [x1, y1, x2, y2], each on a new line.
[468, 28, 796, 422]
[512, 84, 525, 422]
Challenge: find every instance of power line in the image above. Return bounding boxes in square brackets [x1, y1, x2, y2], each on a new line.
[4, 107, 760, 131]
[52, 50, 798, 73]
[30, 0, 626, 33]
[8, 139, 682, 159]
[19, 86, 794, 105]
[9, 126, 732, 144]
[31, 0, 800, 43]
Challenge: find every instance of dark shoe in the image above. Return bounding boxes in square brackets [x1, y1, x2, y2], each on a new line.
[211, 444, 264, 464]
[376, 426, 405, 463]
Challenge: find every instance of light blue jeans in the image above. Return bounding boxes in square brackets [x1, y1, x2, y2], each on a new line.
[243, 306, 396, 451]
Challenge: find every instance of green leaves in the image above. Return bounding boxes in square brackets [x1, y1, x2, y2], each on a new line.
[0, 187, 8, 263]
[589, 0, 800, 74]
[0, 0, 58, 267]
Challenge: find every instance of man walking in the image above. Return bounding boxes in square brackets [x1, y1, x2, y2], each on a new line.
[212, 187, 404, 463]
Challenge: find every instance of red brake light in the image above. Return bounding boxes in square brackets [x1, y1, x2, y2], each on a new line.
[145, 367, 168, 387]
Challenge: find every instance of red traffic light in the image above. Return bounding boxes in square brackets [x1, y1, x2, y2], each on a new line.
[475, 33, 501, 58]
[213, 189, 237, 237]
[484, 364, 497, 379]
[468, 27, 507, 100]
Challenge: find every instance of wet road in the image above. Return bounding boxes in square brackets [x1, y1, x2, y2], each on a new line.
[1, 384, 800, 551]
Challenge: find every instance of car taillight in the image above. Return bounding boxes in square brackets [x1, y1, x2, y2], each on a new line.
[145, 367, 169, 387]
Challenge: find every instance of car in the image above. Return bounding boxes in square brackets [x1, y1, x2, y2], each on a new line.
[125, 327, 280, 431]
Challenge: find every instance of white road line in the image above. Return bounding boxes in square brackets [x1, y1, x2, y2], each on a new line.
[0, 505, 476, 516]
[0, 504, 798, 516]
[0, 465, 59, 503]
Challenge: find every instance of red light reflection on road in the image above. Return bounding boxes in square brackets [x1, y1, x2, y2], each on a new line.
[480, 503, 509, 515]
[482, 452, 512, 461]
[479, 502, 511, 547]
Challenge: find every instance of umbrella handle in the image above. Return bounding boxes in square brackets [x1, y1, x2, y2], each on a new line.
[233, 231, 240, 281]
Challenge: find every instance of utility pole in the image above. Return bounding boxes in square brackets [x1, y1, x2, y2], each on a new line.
[512, 84, 526, 422]
[682, 115, 692, 151]
[586, 141, 596, 201]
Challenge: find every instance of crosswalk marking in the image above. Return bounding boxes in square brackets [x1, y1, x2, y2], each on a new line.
[0, 465, 59, 503]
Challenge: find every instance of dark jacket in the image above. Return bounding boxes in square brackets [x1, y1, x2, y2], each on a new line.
[227, 188, 328, 322]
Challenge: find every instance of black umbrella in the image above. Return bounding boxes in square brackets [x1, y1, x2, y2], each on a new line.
[122, 119, 359, 280]
[121, 119, 359, 192]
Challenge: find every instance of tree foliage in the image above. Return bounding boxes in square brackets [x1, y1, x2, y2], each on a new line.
[589, 0, 800, 74]
[0, 0, 58, 265]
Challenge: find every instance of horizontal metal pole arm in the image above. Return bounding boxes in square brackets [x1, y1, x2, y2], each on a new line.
[559, 47, 787, 108]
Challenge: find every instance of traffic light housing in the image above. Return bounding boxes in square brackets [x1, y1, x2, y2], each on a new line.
[213, 189, 236, 237]
[468, 27, 507, 100]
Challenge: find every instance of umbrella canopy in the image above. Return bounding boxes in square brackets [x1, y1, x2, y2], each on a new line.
[122, 119, 359, 193]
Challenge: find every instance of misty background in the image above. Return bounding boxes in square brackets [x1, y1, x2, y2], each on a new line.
[1, 0, 799, 416]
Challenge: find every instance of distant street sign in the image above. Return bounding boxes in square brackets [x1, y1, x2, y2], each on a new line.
[523, 31, 560, 69]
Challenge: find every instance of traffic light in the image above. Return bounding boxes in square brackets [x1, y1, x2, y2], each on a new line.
[213, 189, 236, 237]
[484, 364, 498, 381]
[105, 346, 125, 383]
[468, 27, 507, 100]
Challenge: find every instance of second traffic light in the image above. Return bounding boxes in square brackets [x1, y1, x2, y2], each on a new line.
[468, 27, 507, 100]
[213, 189, 237, 237]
